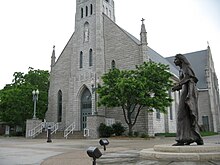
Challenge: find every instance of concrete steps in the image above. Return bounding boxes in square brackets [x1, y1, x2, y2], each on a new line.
[35, 131, 85, 139]
[64, 131, 85, 139]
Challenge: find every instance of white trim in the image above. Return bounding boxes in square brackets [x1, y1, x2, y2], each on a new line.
[84, 128, 89, 137]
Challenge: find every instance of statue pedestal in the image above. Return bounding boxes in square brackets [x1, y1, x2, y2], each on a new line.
[140, 144, 220, 162]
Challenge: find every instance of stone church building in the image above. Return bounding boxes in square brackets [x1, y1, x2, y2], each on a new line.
[45, 0, 220, 138]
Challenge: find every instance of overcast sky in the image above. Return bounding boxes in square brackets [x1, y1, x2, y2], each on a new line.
[0, 0, 220, 89]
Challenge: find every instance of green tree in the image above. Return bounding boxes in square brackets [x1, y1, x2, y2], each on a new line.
[97, 62, 173, 135]
[0, 67, 49, 134]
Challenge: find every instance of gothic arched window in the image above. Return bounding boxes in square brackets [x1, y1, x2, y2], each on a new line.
[81, 8, 83, 18]
[89, 49, 93, 66]
[84, 22, 89, 42]
[80, 51, 83, 68]
[57, 90, 62, 122]
[86, 6, 88, 17]
[90, 4, 93, 15]
[156, 109, 161, 119]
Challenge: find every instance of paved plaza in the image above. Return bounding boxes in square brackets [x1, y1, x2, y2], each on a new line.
[0, 135, 220, 165]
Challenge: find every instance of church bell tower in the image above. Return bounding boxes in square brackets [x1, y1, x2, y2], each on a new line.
[69, 0, 115, 121]
[73, 0, 115, 76]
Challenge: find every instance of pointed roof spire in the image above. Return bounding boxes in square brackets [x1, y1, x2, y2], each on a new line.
[140, 18, 147, 45]
[51, 45, 56, 68]
[207, 41, 210, 49]
[141, 18, 146, 33]
[140, 18, 149, 62]
[52, 45, 55, 55]
[141, 18, 145, 24]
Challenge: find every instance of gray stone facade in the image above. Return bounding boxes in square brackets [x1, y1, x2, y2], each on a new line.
[46, 0, 220, 138]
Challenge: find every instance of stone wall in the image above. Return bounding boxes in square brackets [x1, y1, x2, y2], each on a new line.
[46, 35, 73, 130]
[153, 113, 165, 133]
[87, 115, 105, 138]
[25, 119, 42, 138]
[103, 15, 141, 71]
[198, 90, 212, 131]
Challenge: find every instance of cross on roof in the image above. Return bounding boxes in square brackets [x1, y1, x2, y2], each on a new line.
[141, 18, 145, 24]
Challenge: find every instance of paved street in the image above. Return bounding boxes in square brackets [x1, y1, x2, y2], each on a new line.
[0, 135, 219, 165]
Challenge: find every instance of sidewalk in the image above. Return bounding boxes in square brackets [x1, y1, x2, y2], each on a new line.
[41, 136, 176, 165]
[0, 135, 219, 165]
[41, 135, 220, 165]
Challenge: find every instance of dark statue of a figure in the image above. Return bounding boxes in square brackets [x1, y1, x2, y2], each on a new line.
[172, 54, 204, 146]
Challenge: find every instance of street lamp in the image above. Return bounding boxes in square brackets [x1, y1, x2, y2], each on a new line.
[32, 89, 39, 119]
[91, 74, 99, 115]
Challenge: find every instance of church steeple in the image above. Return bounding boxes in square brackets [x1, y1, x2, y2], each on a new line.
[140, 18, 147, 45]
[140, 18, 149, 62]
[51, 45, 56, 69]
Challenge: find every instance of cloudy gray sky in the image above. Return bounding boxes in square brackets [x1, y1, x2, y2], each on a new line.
[0, 0, 220, 89]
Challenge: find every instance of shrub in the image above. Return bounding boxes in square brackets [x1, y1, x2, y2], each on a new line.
[155, 133, 176, 137]
[112, 122, 126, 136]
[134, 131, 139, 137]
[201, 131, 218, 136]
[128, 131, 133, 137]
[98, 123, 113, 138]
[140, 133, 147, 138]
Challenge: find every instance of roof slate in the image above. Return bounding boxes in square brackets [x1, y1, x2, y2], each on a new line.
[166, 50, 208, 89]
[147, 47, 179, 76]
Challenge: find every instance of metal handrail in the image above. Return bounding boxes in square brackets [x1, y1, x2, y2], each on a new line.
[51, 123, 59, 134]
[64, 122, 75, 139]
[28, 122, 44, 138]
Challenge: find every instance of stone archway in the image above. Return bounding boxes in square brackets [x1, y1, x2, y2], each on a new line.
[81, 88, 92, 130]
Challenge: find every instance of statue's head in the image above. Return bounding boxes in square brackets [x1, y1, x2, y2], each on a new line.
[174, 54, 190, 67]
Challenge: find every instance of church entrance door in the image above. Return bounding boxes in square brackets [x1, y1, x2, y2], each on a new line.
[81, 88, 92, 131]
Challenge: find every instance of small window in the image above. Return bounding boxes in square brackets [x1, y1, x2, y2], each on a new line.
[109, 10, 111, 18]
[80, 51, 83, 68]
[106, 7, 108, 15]
[81, 8, 83, 18]
[105, 0, 109, 2]
[111, 60, 115, 69]
[86, 6, 88, 17]
[90, 4, 93, 15]
[89, 49, 93, 66]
